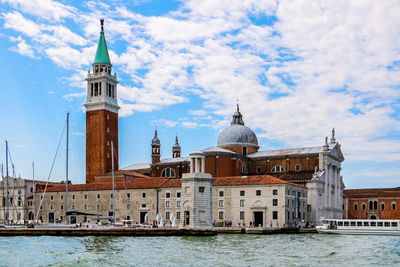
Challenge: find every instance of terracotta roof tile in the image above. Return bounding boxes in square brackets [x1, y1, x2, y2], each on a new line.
[212, 175, 304, 187]
[344, 188, 400, 198]
[40, 178, 181, 192]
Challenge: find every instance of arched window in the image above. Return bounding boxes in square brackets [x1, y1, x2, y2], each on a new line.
[241, 165, 248, 174]
[381, 202, 385, 210]
[161, 168, 176, 178]
[271, 165, 285, 173]
[354, 203, 358, 211]
[256, 166, 262, 174]
[374, 201, 378, 210]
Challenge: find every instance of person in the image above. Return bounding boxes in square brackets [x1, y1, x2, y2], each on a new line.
[249, 221, 253, 227]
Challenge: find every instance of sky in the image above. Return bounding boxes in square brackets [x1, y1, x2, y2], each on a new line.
[0, 0, 399, 189]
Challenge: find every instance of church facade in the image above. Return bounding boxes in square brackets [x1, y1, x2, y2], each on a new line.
[31, 20, 345, 227]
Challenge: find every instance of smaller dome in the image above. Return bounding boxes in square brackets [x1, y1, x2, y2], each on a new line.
[173, 136, 181, 150]
[152, 130, 160, 145]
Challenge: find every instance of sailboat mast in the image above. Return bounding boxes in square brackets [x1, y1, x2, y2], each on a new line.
[32, 162, 35, 221]
[5, 140, 9, 225]
[111, 140, 115, 224]
[1, 164, 5, 225]
[65, 113, 69, 223]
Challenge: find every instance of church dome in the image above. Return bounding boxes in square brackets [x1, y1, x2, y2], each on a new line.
[217, 105, 258, 147]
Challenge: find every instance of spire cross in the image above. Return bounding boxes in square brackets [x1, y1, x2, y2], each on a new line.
[100, 18, 104, 32]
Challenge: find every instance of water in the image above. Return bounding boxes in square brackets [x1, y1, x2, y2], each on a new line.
[1, 234, 400, 266]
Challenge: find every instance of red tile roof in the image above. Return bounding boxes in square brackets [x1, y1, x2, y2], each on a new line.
[40, 178, 181, 192]
[344, 188, 400, 198]
[38, 175, 302, 192]
[213, 175, 304, 187]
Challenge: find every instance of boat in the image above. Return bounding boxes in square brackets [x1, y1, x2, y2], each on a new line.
[316, 218, 400, 235]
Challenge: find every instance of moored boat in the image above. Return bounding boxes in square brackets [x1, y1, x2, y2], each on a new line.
[316, 218, 400, 235]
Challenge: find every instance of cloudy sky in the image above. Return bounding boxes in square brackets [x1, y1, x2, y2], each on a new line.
[0, 0, 399, 188]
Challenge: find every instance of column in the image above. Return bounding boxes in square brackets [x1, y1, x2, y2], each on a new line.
[190, 158, 194, 173]
[201, 158, 205, 173]
[195, 158, 199, 173]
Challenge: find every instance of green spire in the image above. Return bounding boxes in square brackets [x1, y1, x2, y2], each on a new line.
[93, 19, 111, 65]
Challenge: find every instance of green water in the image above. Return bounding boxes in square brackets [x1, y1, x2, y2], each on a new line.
[0, 234, 399, 266]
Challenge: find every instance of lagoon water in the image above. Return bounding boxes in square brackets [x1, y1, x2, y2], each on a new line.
[1, 234, 400, 266]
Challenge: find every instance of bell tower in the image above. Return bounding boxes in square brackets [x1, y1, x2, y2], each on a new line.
[84, 19, 119, 183]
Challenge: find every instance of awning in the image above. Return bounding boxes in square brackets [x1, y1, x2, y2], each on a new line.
[66, 211, 102, 216]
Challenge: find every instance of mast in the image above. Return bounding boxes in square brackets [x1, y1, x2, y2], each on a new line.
[32, 162, 35, 221]
[1, 163, 5, 224]
[111, 140, 115, 224]
[5, 140, 9, 225]
[65, 113, 69, 223]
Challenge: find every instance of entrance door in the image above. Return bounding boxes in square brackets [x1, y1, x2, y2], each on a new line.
[48, 212, 55, 223]
[184, 211, 190, 226]
[70, 216, 76, 224]
[28, 211, 34, 220]
[254, 212, 263, 227]
[140, 212, 148, 224]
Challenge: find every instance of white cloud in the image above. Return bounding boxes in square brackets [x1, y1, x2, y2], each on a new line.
[9, 36, 36, 58]
[1, 0, 75, 21]
[151, 119, 177, 128]
[2, 0, 400, 174]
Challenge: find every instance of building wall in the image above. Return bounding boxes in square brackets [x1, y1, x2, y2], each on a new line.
[33, 183, 308, 227]
[86, 110, 118, 183]
[0, 178, 35, 223]
[212, 184, 308, 227]
[344, 197, 400, 219]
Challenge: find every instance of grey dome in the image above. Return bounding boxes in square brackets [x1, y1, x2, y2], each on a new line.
[217, 104, 258, 147]
[217, 124, 258, 147]
[173, 136, 181, 149]
[152, 130, 160, 145]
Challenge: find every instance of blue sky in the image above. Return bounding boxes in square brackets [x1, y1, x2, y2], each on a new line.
[0, 0, 399, 188]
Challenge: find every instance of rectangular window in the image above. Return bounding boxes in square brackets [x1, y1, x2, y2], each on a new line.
[240, 199, 245, 207]
[141, 204, 147, 208]
[72, 204, 75, 210]
[295, 164, 301, 172]
[97, 193, 100, 199]
[97, 204, 100, 210]
[166, 192, 171, 198]
[127, 193, 131, 198]
[219, 211, 224, 220]
[176, 201, 181, 208]
[72, 194, 75, 200]
[84, 204, 87, 210]
[199, 187, 205, 193]
[219, 200, 224, 207]
[240, 190, 245, 197]
[166, 212, 170, 220]
[392, 222, 398, 227]
[273, 199, 278, 206]
[240, 211, 245, 220]
[127, 204, 131, 210]
[177, 192, 181, 198]
[273, 189, 278, 195]
[60, 195, 63, 200]
[219, 191, 224, 197]
[110, 193, 113, 198]
[273, 211, 278, 220]
[50, 195, 54, 200]
[176, 212, 181, 220]
[84, 194, 88, 200]
[60, 205, 63, 210]
[166, 201, 170, 208]
[256, 190, 261, 196]
[142, 192, 146, 198]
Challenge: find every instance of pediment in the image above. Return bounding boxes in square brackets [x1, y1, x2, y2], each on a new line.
[329, 143, 345, 161]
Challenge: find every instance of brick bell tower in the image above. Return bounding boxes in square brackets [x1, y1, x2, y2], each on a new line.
[84, 19, 119, 183]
